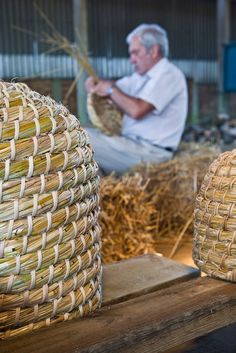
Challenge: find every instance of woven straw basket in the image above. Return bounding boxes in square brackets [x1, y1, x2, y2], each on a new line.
[193, 149, 236, 282]
[0, 82, 102, 339]
[87, 93, 122, 136]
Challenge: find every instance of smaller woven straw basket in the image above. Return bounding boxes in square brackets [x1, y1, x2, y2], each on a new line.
[0, 82, 102, 339]
[87, 93, 122, 136]
[193, 149, 236, 282]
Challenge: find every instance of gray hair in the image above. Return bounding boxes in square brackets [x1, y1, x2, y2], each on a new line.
[126, 24, 169, 57]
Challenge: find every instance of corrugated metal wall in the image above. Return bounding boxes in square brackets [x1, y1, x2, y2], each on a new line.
[0, 0, 235, 82]
[88, 0, 217, 60]
[0, 0, 75, 78]
[0, 0, 74, 54]
[87, 0, 220, 82]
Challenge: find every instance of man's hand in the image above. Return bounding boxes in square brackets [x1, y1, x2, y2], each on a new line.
[85, 77, 97, 93]
[91, 80, 114, 97]
[85, 77, 115, 97]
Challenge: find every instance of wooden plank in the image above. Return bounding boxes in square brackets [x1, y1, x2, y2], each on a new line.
[102, 254, 199, 305]
[2, 276, 236, 353]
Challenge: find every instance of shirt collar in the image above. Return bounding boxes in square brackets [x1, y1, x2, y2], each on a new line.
[146, 57, 168, 79]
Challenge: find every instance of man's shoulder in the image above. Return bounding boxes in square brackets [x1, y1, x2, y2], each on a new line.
[149, 58, 185, 84]
[165, 60, 186, 80]
[116, 72, 140, 84]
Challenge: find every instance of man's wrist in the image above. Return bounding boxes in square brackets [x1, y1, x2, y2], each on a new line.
[106, 83, 116, 96]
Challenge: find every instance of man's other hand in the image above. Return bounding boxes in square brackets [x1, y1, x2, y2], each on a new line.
[91, 80, 114, 97]
[85, 77, 115, 97]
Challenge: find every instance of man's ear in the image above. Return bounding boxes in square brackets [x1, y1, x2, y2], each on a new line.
[151, 44, 161, 59]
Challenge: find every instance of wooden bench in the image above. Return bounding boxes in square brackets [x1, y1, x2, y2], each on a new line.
[1, 254, 236, 353]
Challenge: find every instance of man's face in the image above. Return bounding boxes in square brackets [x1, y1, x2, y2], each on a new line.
[128, 36, 159, 75]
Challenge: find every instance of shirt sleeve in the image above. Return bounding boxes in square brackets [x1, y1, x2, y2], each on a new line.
[116, 74, 136, 95]
[137, 70, 186, 114]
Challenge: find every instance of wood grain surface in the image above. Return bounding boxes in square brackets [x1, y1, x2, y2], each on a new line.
[102, 254, 199, 305]
[6, 255, 236, 353]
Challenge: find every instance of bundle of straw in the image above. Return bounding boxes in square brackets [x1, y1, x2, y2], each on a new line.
[193, 148, 236, 281]
[0, 82, 102, 339]
[34, 3, 122, 136]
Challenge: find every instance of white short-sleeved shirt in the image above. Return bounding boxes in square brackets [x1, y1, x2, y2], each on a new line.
[116, 58, 188, 149]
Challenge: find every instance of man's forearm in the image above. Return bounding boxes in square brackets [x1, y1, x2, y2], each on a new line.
[110, 86, 153, 120]
[87, 78, 154, 119]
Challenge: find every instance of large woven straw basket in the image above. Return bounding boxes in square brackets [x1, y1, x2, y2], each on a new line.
[87, 93, 122, 135]
[193, 149, 236, 282]
[0, 82, 102, 339]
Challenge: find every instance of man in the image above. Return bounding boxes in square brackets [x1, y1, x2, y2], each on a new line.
[85, 23, 188, 175]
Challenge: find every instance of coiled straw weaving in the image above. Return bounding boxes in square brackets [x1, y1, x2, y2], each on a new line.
[87, 93, 122, 136]
[193, 149, 236, 282]
[0, 82, 102, 339]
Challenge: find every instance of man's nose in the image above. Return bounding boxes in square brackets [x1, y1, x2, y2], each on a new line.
[130, 55, 135, 64]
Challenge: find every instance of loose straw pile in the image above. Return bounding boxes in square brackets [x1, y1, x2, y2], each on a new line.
[0, 82, 102, 339]
[100, 143, 220, 263]
[131, 143, 220, 240]
[100, 174, 159, 263]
